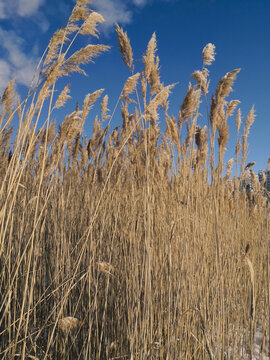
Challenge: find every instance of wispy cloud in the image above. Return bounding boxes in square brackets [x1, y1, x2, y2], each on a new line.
[18, 0, 44, 17]
[0, 29, 38, 94]
[91, 0, 163, 31]
[0, 60, 12, 90]
[0, 0, 46, 93]
[0, 0, 44, 18]
[132, 0, 148, 6]
[92, 0, 132, 29]
[0, 1, 5, 18]
[32, 11, 50, 32]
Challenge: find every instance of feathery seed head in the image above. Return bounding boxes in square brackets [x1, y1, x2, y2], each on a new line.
[1, 79, 17, 116]
[140, 73, 147, 101]
[54, 84, 71, 109]
[149, 55, 162, 95]
[235, 139, 241, 157]
[143, 33, 157, 81]
[218, 122, 229, 149]
[69, 0, 91, 23]
[58, 317, 82, 333]
[191, 70, 208, 95]
[225, 158, 234, 180]
[236, 108, 242, 133]
[202, 43, 216, 66]
[180, 85, 201, 121]
[66, 44, 110, 66]
[122, 72, 140, 97]
[101, 95, 110, 121]
[115, 24, 133, 70]
[226, 100, 240, 118]
[80, 12, 104, 36]
[245, 105, 255, 132]
[44, 28, 69, 66]
[216, 68, 241, 101]
[146, 84, 175, 122]
[97, 261, 115, 275]
[195, 125, 208, 155]
[82, 89, 104, 121]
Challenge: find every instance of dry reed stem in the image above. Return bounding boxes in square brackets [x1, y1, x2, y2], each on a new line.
[245, 244, 256, 321]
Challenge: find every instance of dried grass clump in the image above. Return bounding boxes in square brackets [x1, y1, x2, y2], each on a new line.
[58, 317, 82, 334]
[0, 2, 269, 360]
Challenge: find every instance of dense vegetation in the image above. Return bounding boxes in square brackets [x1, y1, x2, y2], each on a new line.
[0, 0, 269, 358]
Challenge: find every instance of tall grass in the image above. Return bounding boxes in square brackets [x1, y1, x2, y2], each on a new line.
[0, 1, 269, 359]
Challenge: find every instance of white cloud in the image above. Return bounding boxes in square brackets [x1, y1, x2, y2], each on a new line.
[17, 0, 44, 17]
[0, 0, 44, 19]
[0, 1, 6, 18]
[91, 0, 157, 31]
[133, 0, 148, 6]
[92, 0, 132, 29]
[0, 29, 38, 94]
[0, 0, 13, 19]
[0, 60, 12, 90]
[32, 11, 50, 33]
[16, 62, 38, 86]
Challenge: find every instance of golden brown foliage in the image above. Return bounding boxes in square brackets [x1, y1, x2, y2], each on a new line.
[0, 3, 269, 360]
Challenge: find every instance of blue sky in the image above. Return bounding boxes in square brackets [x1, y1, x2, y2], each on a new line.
[0, 0, 269, 172]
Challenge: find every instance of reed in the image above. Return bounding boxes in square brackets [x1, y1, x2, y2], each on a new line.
[0, 1, 269, 359]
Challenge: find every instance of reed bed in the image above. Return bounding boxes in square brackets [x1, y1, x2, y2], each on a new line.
[0, 1, 269, 359]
